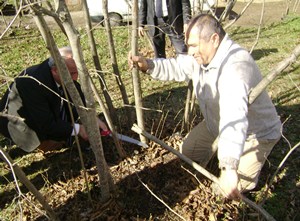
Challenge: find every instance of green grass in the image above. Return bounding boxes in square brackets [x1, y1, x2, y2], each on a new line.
[0, 14, 299, 220]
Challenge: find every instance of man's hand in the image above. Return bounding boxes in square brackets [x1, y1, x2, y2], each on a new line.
[138, 27, 145, 37]
[78, 125, 88, 141]
[218, 169, 241, 200]
[98, 118, 108, 131]
[128, 51, 149, 72]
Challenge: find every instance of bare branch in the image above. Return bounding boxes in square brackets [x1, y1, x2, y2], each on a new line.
[0, 0, 25, 39]
[224, 0, 254, 30]
[293, 0, 300, 12]
[130, 0, 147, 143]
[0, 146, 58, 220]
[249, 0, 265, 54]
[249, 44, 300, 104]
[269, 141, 300, 190]
[0, 146, 51, 219]
[137, 174, 187, 221]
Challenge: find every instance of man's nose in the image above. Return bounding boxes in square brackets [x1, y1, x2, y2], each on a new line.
[187, 48, 194, 56]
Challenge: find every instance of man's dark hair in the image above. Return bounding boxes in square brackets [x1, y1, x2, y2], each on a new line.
[186, 14, 226, 42]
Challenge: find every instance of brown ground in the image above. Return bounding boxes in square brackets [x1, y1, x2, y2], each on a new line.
[232, 0, 300, 26]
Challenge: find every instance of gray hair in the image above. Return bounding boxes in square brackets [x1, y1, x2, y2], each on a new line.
[48, 46, 73, 68]
[186, 14, 226, 43]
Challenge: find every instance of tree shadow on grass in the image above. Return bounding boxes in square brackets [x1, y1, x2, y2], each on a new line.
[251, 48, 279, 60]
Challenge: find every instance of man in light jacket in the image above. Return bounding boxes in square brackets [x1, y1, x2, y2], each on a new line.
[129, 14, 281, 199]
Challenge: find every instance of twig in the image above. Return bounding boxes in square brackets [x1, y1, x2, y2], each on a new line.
[260, 140, 300, 206]
[270, 141, 300, 186]
[0, 146, 58, 220]
[288, 72, 300, 92]
[181, 166, 207, 190]
[136, 174, 187, 221]
[248, 44, 300, 104]
[132, 124, 277, 221]
[143, 27, 155, 52]
[224, 0, 254, 30]
[0, 0, 24, 39]
[249, 0, 265, 54]
[158, 110, 169, 140]
[293, 0, 300, 12]
[123, 103, 163, 112]
[0, 74, 90, 111]
[0, 74, 14, 81]
[154, 107, 166, 138]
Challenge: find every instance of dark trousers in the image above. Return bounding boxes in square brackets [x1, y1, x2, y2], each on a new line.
[152, 18, 187, 58]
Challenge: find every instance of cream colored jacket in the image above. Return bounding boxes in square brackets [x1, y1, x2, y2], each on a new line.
[148, 34, 281, 162]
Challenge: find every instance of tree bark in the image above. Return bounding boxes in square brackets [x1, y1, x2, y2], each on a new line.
[249, 44, 300, 104]
[30, 0, 114, 202]
[102, 0, 133, 126]
[90, 77, 127, 158]
[130, 0, 147, 144]
[81, 0, 117, 123]
[219, 0, 237, 22]
[182, 80, 193, 133]
[57, 0, 115, 201]
[82, 0, 125, 158]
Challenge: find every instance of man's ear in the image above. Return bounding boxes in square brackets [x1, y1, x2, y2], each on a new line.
[51, 67, 62, 84]
[211, 33, 220, 48]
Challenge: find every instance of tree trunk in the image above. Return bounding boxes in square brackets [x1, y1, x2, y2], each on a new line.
[30, 0, 114, 202]
[182, 80, 193, 133]
[90, 77, 127, 158]
[81, 0, 117, 123]
[219, 0, 237, 22]
[82, 0, 125, 158]
[130, 0, 148, 144]
[102, 0, 133, 126]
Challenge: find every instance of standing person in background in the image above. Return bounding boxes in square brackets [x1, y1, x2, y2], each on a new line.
[129, 14, 281, 199]
[138, 0, 191, 58]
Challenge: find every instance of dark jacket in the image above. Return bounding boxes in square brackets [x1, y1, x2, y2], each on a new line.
[139, 0, 191, 36]
[0, 59, 85, 149]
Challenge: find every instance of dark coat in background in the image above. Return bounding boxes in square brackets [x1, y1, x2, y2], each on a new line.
[139, 0, 191, 57]
[139, 0, 191, 36]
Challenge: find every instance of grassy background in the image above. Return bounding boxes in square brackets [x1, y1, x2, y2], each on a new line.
[0, 12, 299, 220]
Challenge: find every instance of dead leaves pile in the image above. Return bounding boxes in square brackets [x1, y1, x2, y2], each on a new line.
[7, 134, 244, 220]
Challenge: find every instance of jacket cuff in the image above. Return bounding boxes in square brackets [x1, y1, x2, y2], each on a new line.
[71, 123, 80, 136]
